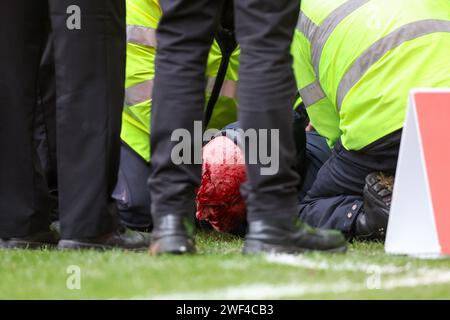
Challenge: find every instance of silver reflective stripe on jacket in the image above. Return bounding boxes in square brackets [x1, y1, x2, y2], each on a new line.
[310, 0, 369, 75]
[125, 79, 154, 106]
[297, 11, 317, 43]
[336, 19, 450, 110]
[298, 80, 326, 107]
[127, 25, 157, 47]
[125, 77, 238, 107]
[296, 0, 369, 107]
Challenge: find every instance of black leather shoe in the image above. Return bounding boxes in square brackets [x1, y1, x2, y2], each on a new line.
[0, 229, 60, 249]
[355, 172, 393, 241]
[150, 214, 196, 255]
[58, 226, 151, 251]
[243, 217, 347, 255]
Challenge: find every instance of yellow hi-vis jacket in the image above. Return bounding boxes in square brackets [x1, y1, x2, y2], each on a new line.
[292, 0, 450, 150]
[122, 0, 240, 161]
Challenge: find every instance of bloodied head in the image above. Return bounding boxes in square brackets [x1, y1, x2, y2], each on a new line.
[196, 135, 247, 233]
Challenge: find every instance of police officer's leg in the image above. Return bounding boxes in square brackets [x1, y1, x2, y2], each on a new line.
[48, 0, 126, 239]
[234, 0, 301, 221]
[35, 30, 57, 194]
[234, 0, 346, 254]
[299, 133, 400, 240]
[113, 144, 152, 231]
[299, 145, 367, 237]
[0, 0, 53, 241]
[298, 131, 332, 200]
[35, 29, 59, 222]
[149, 0, 226, 254]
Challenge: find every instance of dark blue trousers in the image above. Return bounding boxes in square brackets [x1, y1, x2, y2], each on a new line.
[112, 144, 152, 230]
[298, 130, 401, 237]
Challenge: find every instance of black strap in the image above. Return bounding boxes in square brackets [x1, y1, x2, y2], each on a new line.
[204, 0, 237, 127]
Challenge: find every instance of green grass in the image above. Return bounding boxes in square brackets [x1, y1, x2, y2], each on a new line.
[1, 232, 449, 299]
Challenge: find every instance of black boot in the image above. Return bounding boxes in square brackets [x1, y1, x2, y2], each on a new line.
[150, 214, 196, 255]
[0, 229, 60, 249]
[58, 225, 151, 251]
[243, 217, 347, 255]
[355, 172, 393, 241]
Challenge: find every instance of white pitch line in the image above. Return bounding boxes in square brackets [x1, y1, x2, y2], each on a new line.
[382, 270, 450, 290]
[129, 254, 450, 300]
[136, 281, 357, 300]
[264, 254, 412, 274]
[135, 269, 450, 300]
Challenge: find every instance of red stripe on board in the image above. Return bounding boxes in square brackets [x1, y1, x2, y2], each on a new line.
[415, 91, 450, 255]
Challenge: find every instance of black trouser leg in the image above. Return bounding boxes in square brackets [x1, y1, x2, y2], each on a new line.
[48, 0, 126, 238]
[149, 0, 226, 218]
[0, 0, 51, 237]
[299, 131, 401, 236]
[234, 0, 301, 220]
[35, 30, 59, 221]
[35, 30, 58, 193]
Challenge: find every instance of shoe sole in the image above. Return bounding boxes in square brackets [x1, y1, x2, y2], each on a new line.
[242, 240, 348, 255]
[150, 236, 196, 255]
[57, 240, 148, 252]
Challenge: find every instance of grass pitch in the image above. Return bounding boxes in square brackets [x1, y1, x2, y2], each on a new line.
[0, 231, 449, 299]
